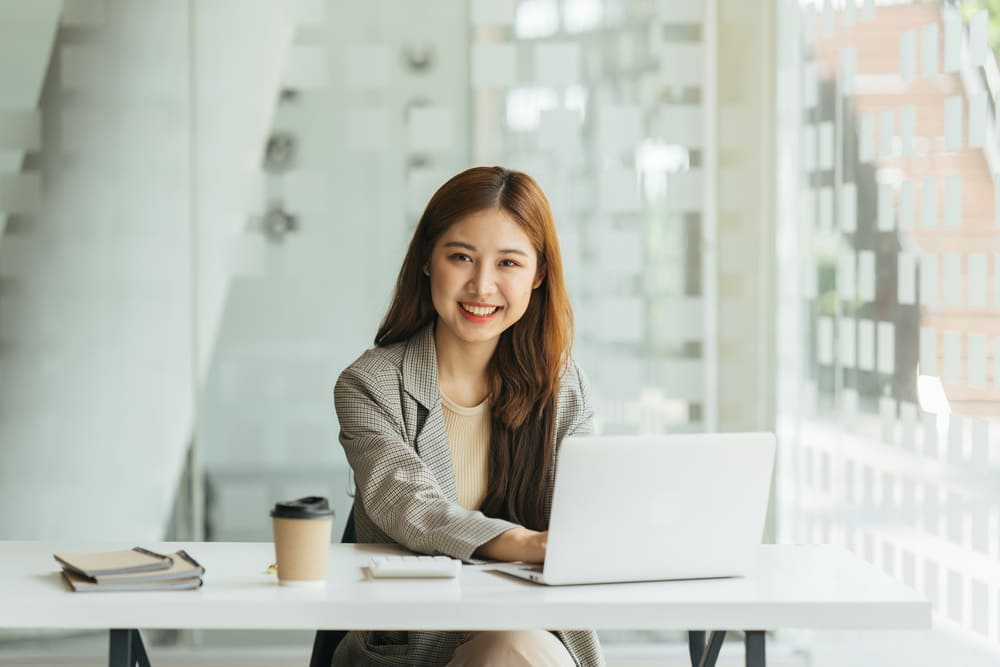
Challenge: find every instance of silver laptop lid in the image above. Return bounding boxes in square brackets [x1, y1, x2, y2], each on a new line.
[541, 433, 776, 585]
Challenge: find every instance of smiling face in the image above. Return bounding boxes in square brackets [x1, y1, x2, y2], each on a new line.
[427, 207, 542, 356]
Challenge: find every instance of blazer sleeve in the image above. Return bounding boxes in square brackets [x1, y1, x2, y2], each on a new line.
[335, 364, 517, 560]
[563, 360, 595, 438]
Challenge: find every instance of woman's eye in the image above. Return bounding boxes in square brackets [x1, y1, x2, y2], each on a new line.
[450, 253, 472, 262]
[499, 259, 520, 268]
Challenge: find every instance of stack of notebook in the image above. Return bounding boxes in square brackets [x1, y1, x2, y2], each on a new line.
[54, 547, 205, 592]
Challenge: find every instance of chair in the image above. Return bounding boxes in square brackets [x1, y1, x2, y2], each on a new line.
[308, 507, 356, 667]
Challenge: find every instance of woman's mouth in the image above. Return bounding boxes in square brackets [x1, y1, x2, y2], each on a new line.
[459, 302, 501, 320]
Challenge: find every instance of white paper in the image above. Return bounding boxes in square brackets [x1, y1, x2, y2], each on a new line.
[471, 0, 516, 25]
[970, 11, 988, 67]
[921, 23, 938, 77]
[858, 319, 875, 371]
[899, 179, 914, 229]
[840, 317, 857, 368]
[968, 334, 986, 388]
[879, 110, 894, 159]
[472, 43, 517, 87]
[346, 44, 390, 90]
[943, 10, 961, 73]
[898, 251, 916, 304]
[858, 113, 874, 162]
[900, 106, 915, 157]
[943, 331, 961, 383]
[819, 122, 834, 170]
[877, 183, 895, 231]
[968, 93, 986, 149]
[838, 251, 857, 302]
[920, 327, 938, 376]
[878, 321, 895, 375]
[920, 254, 938, 306]
[921, 177, 937, 229]
[945, 96, 963, 152]
[598, 105, 642, 153]
[840, 47, 856, 95]
[840, 182, 857, 232]
[600, 168, 641, 213]
[817, 317, 834, 366]
[535, 41, 581, 85]
[819, 186, 833, 229]
[943, 174, 962, 229]
[855, 251, 874, 303]
[967, 254, 987, 308]
[407, 105, 456, 152]
[900, 30, 916, 82]
[943, 253, 961, 306]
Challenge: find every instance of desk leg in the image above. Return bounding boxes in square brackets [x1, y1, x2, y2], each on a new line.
[109, 629, 152, 667]
[695, 631, 726, 667]
[688, 630, 705, 665]
[743, 631, 765, 667]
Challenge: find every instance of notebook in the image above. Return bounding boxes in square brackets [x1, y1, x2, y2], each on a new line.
[492, 432, 776, 586]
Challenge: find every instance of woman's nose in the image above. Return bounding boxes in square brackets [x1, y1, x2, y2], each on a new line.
[469, 264, 497, 295]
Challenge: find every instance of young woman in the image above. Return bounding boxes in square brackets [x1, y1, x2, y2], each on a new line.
[333, 166, 602, 666]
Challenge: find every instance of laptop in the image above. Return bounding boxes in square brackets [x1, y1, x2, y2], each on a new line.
[492, 432, 776, 586]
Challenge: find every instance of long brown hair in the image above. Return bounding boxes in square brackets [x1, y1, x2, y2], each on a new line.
[376, 166, 573, 530]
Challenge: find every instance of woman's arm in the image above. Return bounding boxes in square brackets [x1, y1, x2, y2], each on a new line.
[473, 526, 547, 563]
[336, 364, 517, 561]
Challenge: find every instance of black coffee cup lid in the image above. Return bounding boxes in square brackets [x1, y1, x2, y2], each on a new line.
[270, 496, 334, 519]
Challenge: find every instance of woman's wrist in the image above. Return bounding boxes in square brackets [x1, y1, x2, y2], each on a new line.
[474, 526, 547, 563]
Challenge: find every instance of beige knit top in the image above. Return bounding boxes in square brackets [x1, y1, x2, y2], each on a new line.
[440, 390, 490, 511]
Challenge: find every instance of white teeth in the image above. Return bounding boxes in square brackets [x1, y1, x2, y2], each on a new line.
[461, 303, 499, 316]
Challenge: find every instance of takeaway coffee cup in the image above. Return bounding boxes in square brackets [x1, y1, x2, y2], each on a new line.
[270, 496, 334, 587]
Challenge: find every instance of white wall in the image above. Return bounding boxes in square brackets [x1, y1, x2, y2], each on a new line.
[0, 0, 295, 541]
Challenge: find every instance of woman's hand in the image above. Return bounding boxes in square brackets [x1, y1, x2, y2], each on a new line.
[474, 527, 547, 563]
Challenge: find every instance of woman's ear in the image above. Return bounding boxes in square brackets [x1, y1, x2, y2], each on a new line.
[422, 263, 430, 276]
[533, 269, 545, 289]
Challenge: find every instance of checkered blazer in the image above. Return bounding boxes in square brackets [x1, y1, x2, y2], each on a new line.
[332, 323, 604, 666]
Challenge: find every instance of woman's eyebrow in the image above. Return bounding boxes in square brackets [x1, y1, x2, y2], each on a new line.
[442, 241, 529, 257]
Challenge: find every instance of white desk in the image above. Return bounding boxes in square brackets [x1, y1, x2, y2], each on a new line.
[0, 541, 930, 667]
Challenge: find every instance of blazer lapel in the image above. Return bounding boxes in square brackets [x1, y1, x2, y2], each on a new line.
[402, 323, 457, 502]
